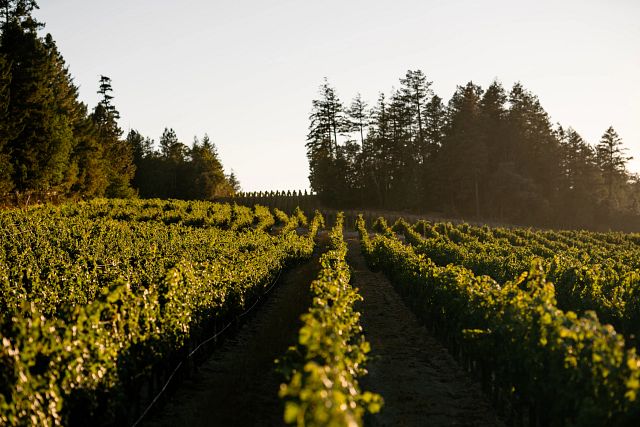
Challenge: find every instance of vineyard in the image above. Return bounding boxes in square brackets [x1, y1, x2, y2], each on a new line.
[1, 199, 640, 426]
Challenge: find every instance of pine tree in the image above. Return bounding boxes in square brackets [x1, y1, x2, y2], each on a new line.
[306, 78, 345, 203]
[91, 75, 135, 198]
[1, 13, 81, 194]
[596, 126, 631, 208]
[399, 69, 432, 161]
[126, 129, 154, 164]
[123, 129, 159, 197]
[226, 171, 241, 195]
[437, 82, 485, 217]
[424, 94, 445, 153]
[479, 80, 508, 217]
[155, 128, 188, 198]
[346, 93, 368, 145]
[557, 127, 603, 226]
[307, 78, 344, 159]
[188, 134, 228, 199]
[420, 94, 446, 206]
[479, 81, 508, 163]
[386, 88, 415, 206]
[362, 92, 392, 206]
[71, 105, 108, 197]
[504, 83, 561, 222]
[159, 127, 187, 161]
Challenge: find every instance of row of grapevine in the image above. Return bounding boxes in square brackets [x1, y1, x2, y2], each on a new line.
[279, 213, 382, 426]
[0, 200, 321, 426]
[388, 219, 640, 348]
[360, 216, 640, 425]
[38, 198, 273, 231]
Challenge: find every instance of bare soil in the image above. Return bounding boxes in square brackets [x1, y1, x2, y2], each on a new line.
[142, 249, 323, 427]
[346, 234, 502, 427]
[143, 233, 501, 427]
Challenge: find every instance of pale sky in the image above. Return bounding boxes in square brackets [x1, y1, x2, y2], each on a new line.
[35, 0, 640, 192]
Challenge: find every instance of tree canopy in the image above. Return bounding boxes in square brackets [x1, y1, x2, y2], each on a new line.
[0, 3, 238, 203]
[306, 72, 638, 230]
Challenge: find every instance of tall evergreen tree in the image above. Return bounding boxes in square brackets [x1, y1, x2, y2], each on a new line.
[155, 127, 186, 198]
[399, 69, 432, 163]
[226, 170, 241, 195]
[346, 93, 368, 145]
[126, 129, 154, 164]
[557, 127, 603, 226]
[479, 81, 508, 163]
[71, 104, 108, 197]
[504, 83, 561, 221]
[307, 78, 344, 158]
[159, 127, 188, 161]
[188, 134, 229, 199]
[437, 82, 485, 217]
[478, 81, 508, 217]
[596, 126, 631, 209]
[1, 10, 81, 194]
[362, 92, 392, 206]
[386, 88, 416, 205]
[419, 94, 446, 207]
[423, 94, 445, 153]
[124, 129, 158, 197]
[91, 75, 135, 198]
[306, 78, 345, 203]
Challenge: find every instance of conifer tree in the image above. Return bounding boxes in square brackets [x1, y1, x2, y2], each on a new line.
[124, 129, 157, 197]
[478, 81, 508, 217]
[424, 94, 445, 153]
[306, 78, 345, 203]
[437, 82, 485, 216]
[597, 126, 631, 208]
[399, 69, 432, 161]
[346, 93, 368, 145]
[226, 171, 241, 195]
[307, 78, 344, 159]
[159, 127, 187, 161]
[385, 88, 415, 205]
[362, 92, 392, 206]
[71, 104, 108, 197]
[126, 129, 154, 164]
[155, 128, 187, 197]
[558, 127, 603, 225]
[189, 134, 228, 199]
[1, 10, 80, 194]
[420, 94, 446, 206]
[504, 83, 561, 221]
[91, 75, 135, 198]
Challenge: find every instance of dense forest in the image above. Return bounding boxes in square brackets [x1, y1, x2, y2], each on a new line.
[306, 72, 639, 230]
[0, 1, 238, 202]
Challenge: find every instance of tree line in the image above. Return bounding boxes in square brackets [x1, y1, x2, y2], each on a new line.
[0, 1, 238, 202]
[306, 71, 638, 230]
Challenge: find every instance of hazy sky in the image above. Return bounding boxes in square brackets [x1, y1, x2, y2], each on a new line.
[35, 0, 640, 192]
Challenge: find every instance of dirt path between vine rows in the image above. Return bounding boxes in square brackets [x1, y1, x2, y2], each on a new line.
[143, 242, 325, 427]
[346, 234, 502, 427]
